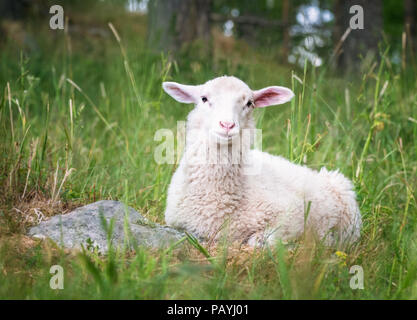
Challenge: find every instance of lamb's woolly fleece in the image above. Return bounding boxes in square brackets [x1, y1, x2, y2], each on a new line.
[164, 76, 362, 246]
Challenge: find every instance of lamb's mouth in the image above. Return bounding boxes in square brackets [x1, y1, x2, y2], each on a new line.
[212, 131, 238, 142]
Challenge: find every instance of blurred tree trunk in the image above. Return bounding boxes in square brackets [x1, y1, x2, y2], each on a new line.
[147, 0, 212, 54]
[333, 0, 383, 71]
[281, 0, 290, 62]
[0, 0, 30, 45]
[404, 0, 416, 50]
[0, 0, 29, 19]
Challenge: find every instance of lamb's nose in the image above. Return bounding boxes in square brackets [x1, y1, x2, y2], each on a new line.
[219, 121, 235, 131]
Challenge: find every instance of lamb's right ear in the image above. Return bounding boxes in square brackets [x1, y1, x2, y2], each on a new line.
[162, 82, 199, 104]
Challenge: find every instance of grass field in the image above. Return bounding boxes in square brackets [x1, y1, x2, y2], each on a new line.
[1, 5, 417, 299]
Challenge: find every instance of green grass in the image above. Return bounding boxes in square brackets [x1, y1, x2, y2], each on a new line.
[1, 7, 417, 299]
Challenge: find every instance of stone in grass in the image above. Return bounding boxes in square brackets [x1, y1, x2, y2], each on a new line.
[27, 200, 185, 252]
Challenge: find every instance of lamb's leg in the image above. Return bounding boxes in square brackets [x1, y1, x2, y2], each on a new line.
[247, 217, 304, 247]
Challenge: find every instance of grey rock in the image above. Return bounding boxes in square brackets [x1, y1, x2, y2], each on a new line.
[28, 200, 185, 252]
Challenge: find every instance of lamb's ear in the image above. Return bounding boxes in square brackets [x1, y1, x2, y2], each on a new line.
[162, 82, 199, 104]
[253, 86, 294, 108]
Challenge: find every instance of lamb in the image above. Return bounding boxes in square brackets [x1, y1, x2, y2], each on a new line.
[162, 76, 362, 246]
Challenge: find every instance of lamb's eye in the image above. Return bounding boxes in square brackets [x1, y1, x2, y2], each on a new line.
[202, 97, 208, 103]
[246, 101, 253, 108]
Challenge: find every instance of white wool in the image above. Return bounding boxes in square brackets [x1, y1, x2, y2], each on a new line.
[163, 76, 362, 246]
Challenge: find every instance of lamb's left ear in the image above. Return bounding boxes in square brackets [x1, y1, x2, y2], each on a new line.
[162, 82, 199, 104]
[253, 86, 294, 108]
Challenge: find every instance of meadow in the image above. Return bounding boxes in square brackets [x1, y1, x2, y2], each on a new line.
[0, 5, 417, 299]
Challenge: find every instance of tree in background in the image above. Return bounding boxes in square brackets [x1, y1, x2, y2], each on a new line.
[212, 0, 294, 61]
[0, 0, 31, 20]
[0, 0, 48, 49]
[404, 0, 416, 51]
[282, 0, 290, 60]
[147, 0, 212, 55]
[333, 0, 383, 70]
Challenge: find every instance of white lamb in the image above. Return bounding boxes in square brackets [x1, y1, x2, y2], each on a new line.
[162, 76, 361, 246]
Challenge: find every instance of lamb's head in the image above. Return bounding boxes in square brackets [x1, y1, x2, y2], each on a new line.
[162, 76, 294, 145]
